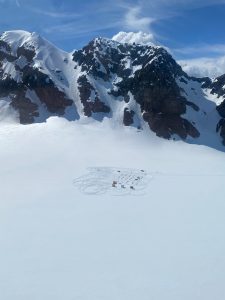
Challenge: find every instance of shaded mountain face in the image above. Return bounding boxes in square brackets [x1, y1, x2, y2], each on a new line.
[211, 76, 225, 145]
[0, 30, 225, 146]
[201, 75, 225, 145]
[73, 38, 200, 139]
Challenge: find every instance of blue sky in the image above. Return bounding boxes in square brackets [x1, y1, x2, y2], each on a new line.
[0, 0, 225, 60]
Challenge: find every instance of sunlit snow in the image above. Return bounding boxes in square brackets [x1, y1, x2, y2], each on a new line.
[0, 117, 225, 300]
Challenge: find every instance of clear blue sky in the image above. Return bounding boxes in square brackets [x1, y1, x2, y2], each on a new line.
[0, 0, 225, 60]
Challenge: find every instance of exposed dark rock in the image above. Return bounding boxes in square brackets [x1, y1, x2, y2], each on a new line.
[201, 74, 225, 144]
[0, 49, 16, 62]
[10, 89, 39, 124]
[180, 77, 188, 84]
[0, 39, 17, 62]
[72, 37, 201, 139]
[109, 47, 198, 137]
[0, 40, 73, 119]
[185, 100, 200, 112]
[18, 65, 73, 114]
[217, 101, 225, 118]
[209, 74, 225, 98]
[21, 66, 52, 89]
[143, 112, 200, 139]
[186, 76, 212, 88]
[0, 40, 11, 52]
[216, 118, 225, 145]
[17, 46, 36, 62]
[77, 75, 110, 117]
[35, 86, 73, 114]
[1, 32, 224, 147]
[123, 108, 135, 126]
[200, 77, 212, 89]
[0, 76, 21, 97]
[90, 98, 111, 114]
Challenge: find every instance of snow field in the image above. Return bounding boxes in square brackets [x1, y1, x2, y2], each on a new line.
[0, 117, 225, 300]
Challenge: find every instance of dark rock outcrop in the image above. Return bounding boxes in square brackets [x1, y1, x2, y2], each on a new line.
[217, 100, 225, 119]
[123, 108, 135, 126]
[1, 30, 225, 147]
[73, 37, 199, 140]
[209, 74, 225, 99]
[77, 75, 110, 116]
[0, 34, 73, 121]
[143, 112, 200, 139]
[10, 89, 39, 124]
[17, 46, 36, 62]
[203, 75, 225, 144]
[216, 101, 225, 145]
[216, 119, 225, 145]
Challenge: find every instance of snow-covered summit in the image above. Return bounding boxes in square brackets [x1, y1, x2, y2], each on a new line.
[112, 31, 156, 46]
[0, 30, 44, 55]
[0, 30, 71, 82]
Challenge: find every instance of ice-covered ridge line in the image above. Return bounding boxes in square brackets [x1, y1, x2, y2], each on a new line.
[1, 30, 42, 56]
[0, 30, 68, 57]
[0, 30, 74, 93]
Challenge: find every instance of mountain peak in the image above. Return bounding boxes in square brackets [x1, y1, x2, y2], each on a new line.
[1, 30, 225, 147]
[0, 30, 45, 55]
[112, 31, 157, 46]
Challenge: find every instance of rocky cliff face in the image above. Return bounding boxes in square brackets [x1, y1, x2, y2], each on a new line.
[210, 76, 225, 144]
[0, 30, 225, 146]
[0, 31, 75, 123]
[73, 37, 201, 139]
[201, 75, 225, 145]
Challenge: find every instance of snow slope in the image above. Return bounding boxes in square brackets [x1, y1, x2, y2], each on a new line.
[0, 30, 74, 92]
[0, 117, 225, 300]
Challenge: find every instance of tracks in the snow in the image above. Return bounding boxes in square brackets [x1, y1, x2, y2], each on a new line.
[73, 167, 152, 196]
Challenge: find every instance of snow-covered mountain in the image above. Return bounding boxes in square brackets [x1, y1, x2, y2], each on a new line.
[1, 31, 225, 300]
[1, 30, 225, 148]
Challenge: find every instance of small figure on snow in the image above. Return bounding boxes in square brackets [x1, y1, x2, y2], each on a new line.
[112, 181, 117, 188]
